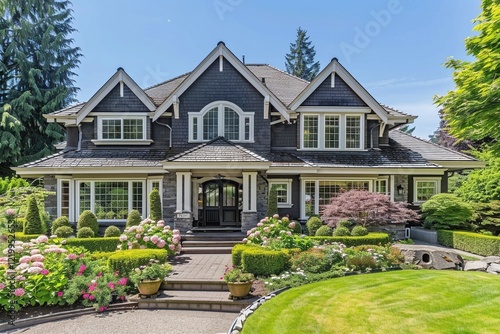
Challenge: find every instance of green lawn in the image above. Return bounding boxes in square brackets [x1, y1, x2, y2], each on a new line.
[242, 270, 500, 334]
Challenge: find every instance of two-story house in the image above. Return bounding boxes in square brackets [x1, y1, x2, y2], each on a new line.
[14, 42, 482, 233]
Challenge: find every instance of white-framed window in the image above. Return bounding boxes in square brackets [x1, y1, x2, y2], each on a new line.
[97, 116, 146, 140]
[414, 177, 441, 204]
[300, 113, 364, 150]
[57, 178, 74, 219]
[189, 101, 254, 142]
[77, 180, 146, 220]
[375, 178, 389, 195]
[269, 179, 293, 208]
[302, 178, 371, 218]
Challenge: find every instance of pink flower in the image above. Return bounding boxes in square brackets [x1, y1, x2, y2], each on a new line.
[156, 220, 165, 227]
[151, 235, 159, 244]
[66, 253, 77, 260]
[5, 208, 16, 217]
[61, 239, 67, 244]
[135, 234, 142, 239]
[88, 286, 95, 291]
[273, 214, 280, 219]
[79, 264, 86, 272]
[31, 254, 44, 262]
[168, 244, 175, 251]
[41, 269, 49, 275]
[0, 283, 5, 290]
[32, 261, 44, 268]
[88, 295, 95, 300]
[117, 278, 128, 286]
[257, 222, 263, 227]
[242, 238, 248, 243]
[82, 293, 89, 299]
[28, 267, 43, 274]
[172, 229, 180, 235]
[107, 282, 115, 289]
[57, 291, 63, 297]
[99, 306, 106, 312]
[119, 235, 127, 242]
[143, 236, 150, 242]
[19, 256, 31, 263]
[16, 263, 29, 271]
[30, 249, 41, 255]
[36, 235, 49, 243]
[14, 288, 25, 297]
[288, 222, 296, 229]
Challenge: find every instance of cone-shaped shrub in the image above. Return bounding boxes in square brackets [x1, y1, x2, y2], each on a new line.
[149, 189, 162, 221]
[266, 186, 278, 217]
[77, 210, 99, 236]
[126, 209, 142, 227]
[24, 195, 43, 234]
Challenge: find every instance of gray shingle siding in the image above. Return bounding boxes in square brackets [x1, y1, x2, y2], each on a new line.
[172, 58, 270, 154]
[302, 74, 367, 107]
[271, 120, 297, 148]
[92, 83, 151, 112]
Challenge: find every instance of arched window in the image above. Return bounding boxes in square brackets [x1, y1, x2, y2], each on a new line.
[189, 101, 254, 142]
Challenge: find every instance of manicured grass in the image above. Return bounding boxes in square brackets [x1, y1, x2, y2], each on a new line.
[242, 270, 500, 334]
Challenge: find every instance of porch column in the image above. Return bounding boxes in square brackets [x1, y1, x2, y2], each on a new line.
[390, 175, 395, 202]
[241, 172, 258, 232]
[175, 172, 192, 212]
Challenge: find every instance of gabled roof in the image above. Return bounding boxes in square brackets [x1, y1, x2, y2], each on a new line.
[144, 73, 190, 106]
[289, 58, 410, 124]
[389, 130, 484, 170]
[167, 137, 268, 163]
[74, 68, 156, 124]
[152, 42, 290, 121]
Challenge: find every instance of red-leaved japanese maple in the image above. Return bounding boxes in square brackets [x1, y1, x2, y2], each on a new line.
[321, 190, 420, 227]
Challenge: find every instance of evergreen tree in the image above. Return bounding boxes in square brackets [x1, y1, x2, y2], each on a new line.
[399, 125, 416, 135]
[285, 27, 320, 81]
[149, 189, 162, 221]
[0, 0, 81, 174]
[266, 185, 279, 217]
[24, 195, 43, 234]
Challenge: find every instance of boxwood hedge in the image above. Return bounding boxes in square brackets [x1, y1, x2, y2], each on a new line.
[437, 230, 500, 256]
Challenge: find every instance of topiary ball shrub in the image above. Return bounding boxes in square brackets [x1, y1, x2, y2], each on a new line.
[77, 226, 95, 238]
[55, 225, 74, 238]
[315, 225, 333, 237]
[104, 225, 121, 237]
[292, 221, 303, 234]
[51, 216, 71, 235]
[24, 195, 43, 235]
[126, 209, 142, 227]
[351, 225, 368, 236]
[77, 210, 99, 236]
[306, 216, 323, 236]
[333, 226, 351, 236]
[337, 220, 353, 229]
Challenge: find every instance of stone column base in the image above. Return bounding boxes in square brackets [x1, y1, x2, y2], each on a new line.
[174, 213, 193, 234]
[241, 212, 258, 232]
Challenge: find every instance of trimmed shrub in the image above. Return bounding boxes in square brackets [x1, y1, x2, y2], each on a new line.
[232, 243, 260, 267]
[15, 218, 25, 232]
[437, 230, 500, 256]
[292, 221, 303, 234]
[64, 237, 120, 252]
[241, 248, 290, 276]
[351, 225, 368, 236]
[104, 225, 121, 237]
[309, 233, 391, 247]
[333, 226, 351, 236]
[108, 249, 168, 276]
[24, 195, 44, 234]
[55, 226, 74, 238]
[315, 225, 332, 237]
[51, 216, 71, 235]
[306, 216, 323, 236]
[77, 227, 95, 238]
[337, 220, 353, 229]
[89, 251, 116, 261]
[149, 189, 162, 221]
[126, 209, 142, 227]
[290, 249, 331, 273]
[77, 210, 99, 236]
[346, 253, 378, 271]
[14, 232, 43, 242]
[266, 186, 278, 217]
[421, 194, 474, 230]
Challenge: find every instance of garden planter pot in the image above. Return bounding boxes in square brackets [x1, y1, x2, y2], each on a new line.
[227, 281, 253, 297]
[137, 279, 162, 295]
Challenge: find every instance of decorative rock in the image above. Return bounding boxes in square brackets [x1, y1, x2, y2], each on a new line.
[482, 256, 500, 264]
[231, 330, 240, 334]
[487, 263, 500, 274]
[464, 261, 489, 271]
[234, 318, 244, 331]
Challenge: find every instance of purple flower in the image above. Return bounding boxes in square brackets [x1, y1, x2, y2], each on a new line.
[57, 291, 64, 297]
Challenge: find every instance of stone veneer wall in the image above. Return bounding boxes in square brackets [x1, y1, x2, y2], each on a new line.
[163, 174, 177, 226]
[393, 174, 408, 202]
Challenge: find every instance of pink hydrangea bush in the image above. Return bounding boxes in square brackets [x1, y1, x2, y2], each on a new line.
[118, 219, 181, 255]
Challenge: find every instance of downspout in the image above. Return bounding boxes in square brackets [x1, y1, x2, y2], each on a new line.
[76, 124, 82, 152]
[155, 121, 173, 149]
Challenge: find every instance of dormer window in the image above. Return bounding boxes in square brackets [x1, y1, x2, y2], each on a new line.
[189, 101, 254, 142]
[300, 113, 364, 150]
[93, 115, 152, 145]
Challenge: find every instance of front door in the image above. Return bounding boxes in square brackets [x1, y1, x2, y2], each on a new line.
[203, 180, 240, 226]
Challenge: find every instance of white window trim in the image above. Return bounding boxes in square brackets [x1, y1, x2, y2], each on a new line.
[188, 101, 254, 143]
[57, 178, 74, 220]
[299, 113, 365, 150]
[94, 115, 148, 143]
[300, 178, 374, 219]
[76, 179, 147, 221]
[269, 179, 293, 208]
[375, 177, 390, 195]
[413, 177, 441, 205]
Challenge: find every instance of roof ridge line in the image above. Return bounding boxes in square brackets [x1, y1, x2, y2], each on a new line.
[260, 64, 311, 84]
[143, 72, 192, 91]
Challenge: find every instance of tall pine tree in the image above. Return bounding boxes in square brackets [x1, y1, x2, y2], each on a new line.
[0, 0, 81, 175]
[285, 27, 320, 81]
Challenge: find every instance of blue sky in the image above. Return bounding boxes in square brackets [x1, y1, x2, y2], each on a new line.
[70, 0, 481, 139]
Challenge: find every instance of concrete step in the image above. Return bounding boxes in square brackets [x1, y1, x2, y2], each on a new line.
[129, 290, 258, 312]
[161, 279, 228, 291]
[181, 246, 233, 254]
[183, 232, 246, 242]
[182, 240, 243, 248]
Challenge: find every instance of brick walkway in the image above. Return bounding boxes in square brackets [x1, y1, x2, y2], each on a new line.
[168, 253, 232, 281]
